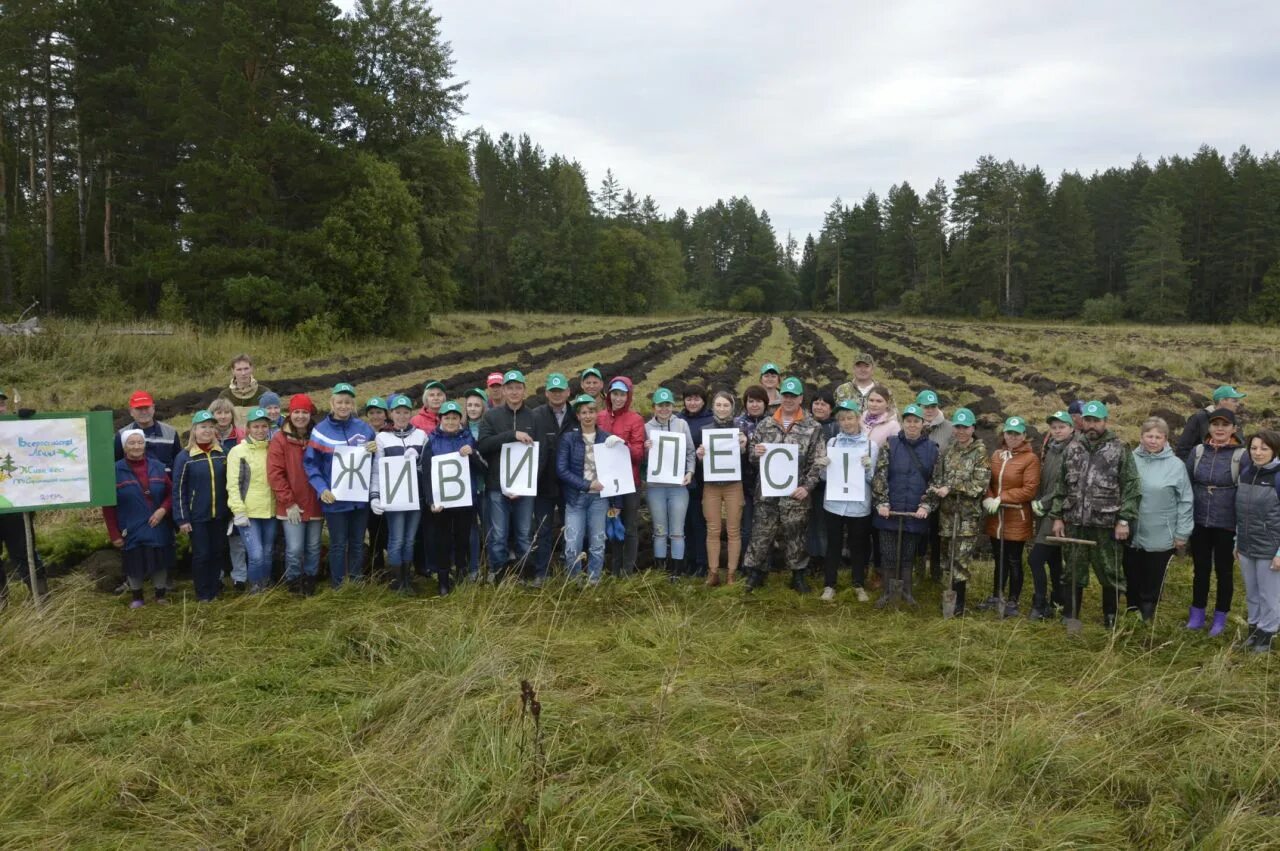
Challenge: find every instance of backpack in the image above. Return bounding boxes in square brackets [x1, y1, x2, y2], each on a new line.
[1192, 443, 1243, 484]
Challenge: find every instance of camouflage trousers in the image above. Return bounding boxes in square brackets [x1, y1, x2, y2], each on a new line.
[1059, 524, 1125, 592]
[941, 533, 979, 583]
[743, 497, 809, 572]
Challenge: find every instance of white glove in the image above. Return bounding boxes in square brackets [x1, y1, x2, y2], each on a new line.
[404, 448, 418, 461]
[815, 456, 831, 467]
[370, 496, 384, 515]
[286, 504, 302, 525]
[232, 514, 250, 528]
[604, 435, 624, 448]
[1031, 500, 1045, 517]
[982, 497, 1001, 515]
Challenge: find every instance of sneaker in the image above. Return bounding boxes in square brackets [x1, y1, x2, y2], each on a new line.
[154, 596, 171, 606]
[129, 599, 145, 609]
[976, 595, 1000, 612]
[530, 576, 544, 589]
[233, 581, 247, 593]
[820, 586, 836, 602]
[1002, 601, 1019, 619]
[854, 586, 870, 603]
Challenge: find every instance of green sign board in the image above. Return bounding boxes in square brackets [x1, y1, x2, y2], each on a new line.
[0, 411, 118, 513]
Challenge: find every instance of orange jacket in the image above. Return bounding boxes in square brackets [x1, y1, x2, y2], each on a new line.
[985, 442, 1041, 541]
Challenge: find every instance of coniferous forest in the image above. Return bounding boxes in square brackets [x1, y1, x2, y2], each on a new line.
[3, 0, 1280, 328]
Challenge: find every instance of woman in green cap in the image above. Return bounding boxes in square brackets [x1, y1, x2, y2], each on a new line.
[371, 395, 429, 594]
[226, 408, 278, 594]
[558, 394, 612, 584]
[929, 408, 989, 616]
[463, 388, 489, 579]
[1028, 411, 1075, 620]
[980, 416, 1041, 618]
[172, 410, 230, 602]
[411, 380, 446, 433]
[644, 388, 695, 580]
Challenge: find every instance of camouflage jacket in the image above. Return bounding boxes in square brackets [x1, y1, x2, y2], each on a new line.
[834, 381, 875, 411]
[933, 438, 991, 536]
[1050, 429, 1141, 528]
[747, 409, 828, 498]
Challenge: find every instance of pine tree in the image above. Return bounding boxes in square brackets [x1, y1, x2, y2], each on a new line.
[1125, 201, 1191, 323]
[596, 169, 620, 218]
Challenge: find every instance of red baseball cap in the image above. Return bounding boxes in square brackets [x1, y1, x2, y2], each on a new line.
[486, 372, 505, 387]
[128, 390, 154, 408]
[288, 393, 316, 413]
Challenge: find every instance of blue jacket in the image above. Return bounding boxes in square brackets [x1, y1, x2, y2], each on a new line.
[112, 457, 174, 551]
[1236, 459, 1280, 559]
[1130, 444, 1194, 552]
[304, 414, 376, 513]
[557, 427, 614, 496]
[423, 426, 481, 503]
[872, 433, 939, 535]
[679, 408, 715, 487]
[172, 444, 229, 525]
[1188, 441, 1245, 530]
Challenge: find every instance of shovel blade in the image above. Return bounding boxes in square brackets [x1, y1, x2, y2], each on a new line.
[942, 589, 957, 619]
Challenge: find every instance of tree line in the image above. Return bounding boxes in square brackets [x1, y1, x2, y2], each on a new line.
[3, 0, 1279, 327]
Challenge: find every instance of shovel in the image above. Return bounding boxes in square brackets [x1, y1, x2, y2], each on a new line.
[1048, 535, 1096, 636]
[885, 511, 916, 608]
[941, 510, 959, 619]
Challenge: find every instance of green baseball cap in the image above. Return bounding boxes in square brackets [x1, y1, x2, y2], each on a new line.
[901, 404, 925, 420]
[332, 382, 356, 397]
[571, 393, 597, 408]
[760, 362, 781, 376]
[439, 401, 462, 417]
[503, 369, 526, 385]
[1046, 410, 1073, 426]
[580, 367, 603, 381]
[951, 408, 976, 427]
[545, 373, 570, 391]
[1081, 400, 1109, 419]
[389, 394, 413, 410]
[246, 407, 271, 423]
[365, 396, 388, 411]
[780, 376, 804, 396]
[191, 409, 215, 425]
[835, 399, 862, 414]
[653, 387, 676, 405]
[423, 380, 445, 392]
[915, 390, 939, 407]
[464, 387, 488, 402]
[1002, 416, 1026, 434]
[1213, 385, 1246, 402]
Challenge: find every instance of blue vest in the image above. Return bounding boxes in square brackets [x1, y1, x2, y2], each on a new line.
[114, 457, 175, 551]
[873, 434, 938, 535]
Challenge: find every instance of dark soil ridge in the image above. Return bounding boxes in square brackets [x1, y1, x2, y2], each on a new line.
[784, 317, 851, 393]
[651, 318, 771, 398]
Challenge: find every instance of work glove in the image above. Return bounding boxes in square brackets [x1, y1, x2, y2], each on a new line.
[815, 456, 831, 468]
[232, 514, 250, 528]
[364, 441, 377, 454]
[604, 435, 624, 449]
[1031, 499, 1045, 517]
[286, 504, 302, 525]
[982, 497, 1001, 516]
[370, 496, 384, 516]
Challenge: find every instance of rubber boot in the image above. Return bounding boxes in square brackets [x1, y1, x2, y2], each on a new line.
[669, 558, 685, 584]
[1208, 610, 1228, 638]
[399, 564, 417, 596]
[1186, 606, 1206, 630]
[1253, 630, 1274, 653]
[953, 581, 967, 617]
[387, 563, 402, 592]
[1029, 595, 1048, 621]
[744, 568, 767, 592]
[900, 569, 917, 607]
[1245, 625, 1260, 648]
[438, 565, 453, 597]
[874, 569, 894, 609]
[790, 569, 811, 594]
[1138, 602, 1156, 623]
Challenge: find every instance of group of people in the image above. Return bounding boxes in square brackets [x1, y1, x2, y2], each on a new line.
[87, 350, 1280, 648]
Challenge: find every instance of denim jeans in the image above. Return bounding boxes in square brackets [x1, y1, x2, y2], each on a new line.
[384, 509, 422, 567]
[486, 490, 533, 571]
[564, 490, 607, 580]
[531, 494, 564, 580]
[228, 531, 247, 583]
[646, 484, 689, 560]
[282, 518, 323, 580]
[326, 508, 370, 587]
[241, 518, 278, 588]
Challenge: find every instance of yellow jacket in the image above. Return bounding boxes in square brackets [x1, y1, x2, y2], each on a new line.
[227, 437, 276, 519]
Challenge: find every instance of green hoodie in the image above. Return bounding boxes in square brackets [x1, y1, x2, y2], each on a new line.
[1131, 444, 1194, 552]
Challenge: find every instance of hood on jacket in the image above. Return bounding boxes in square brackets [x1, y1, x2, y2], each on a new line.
[606, 376, 634, 414]
[1135, 444, 1175, 461]
[281, 419, 311, 442]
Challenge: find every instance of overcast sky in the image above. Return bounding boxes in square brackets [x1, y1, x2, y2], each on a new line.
[347, 1, 1280, 242]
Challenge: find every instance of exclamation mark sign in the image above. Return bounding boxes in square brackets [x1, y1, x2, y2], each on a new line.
[842, 453, 850, 495]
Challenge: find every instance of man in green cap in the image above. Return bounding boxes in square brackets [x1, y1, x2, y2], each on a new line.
[1049, 400, 1142, 629]
[1176, 385, 1246, 460]
[477, 369, 538, 581]
[528, 372, 574, 585]
[579, 368, 605, 408]
[928, 408, 990, 616]
[835, 352, 877, 411]
[743, 376, 828, 593]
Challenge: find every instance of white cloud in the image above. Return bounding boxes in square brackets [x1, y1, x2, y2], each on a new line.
[342, 0, 1280, 240]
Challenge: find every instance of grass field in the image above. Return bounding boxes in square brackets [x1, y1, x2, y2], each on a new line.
[3, 313, 1279, 848]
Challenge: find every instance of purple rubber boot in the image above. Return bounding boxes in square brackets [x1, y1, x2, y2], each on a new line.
[1208, 610, 1229, 638]
[1185, 606, 1206, 630]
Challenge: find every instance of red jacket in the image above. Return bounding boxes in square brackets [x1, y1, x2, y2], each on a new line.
[597, 376, 645, 486]
[268, 423, 324, 521]
[410, 406, 439, 434]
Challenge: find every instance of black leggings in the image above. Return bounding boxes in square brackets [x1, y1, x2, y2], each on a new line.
[1123, 547, 1173, 611]
[989, 537, 1025, 602]
[1189, 525, 1234, 612]
[433, 507, 474, 587]
[1028, 543, 1062, 608]
[825, 513, 871, 588]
